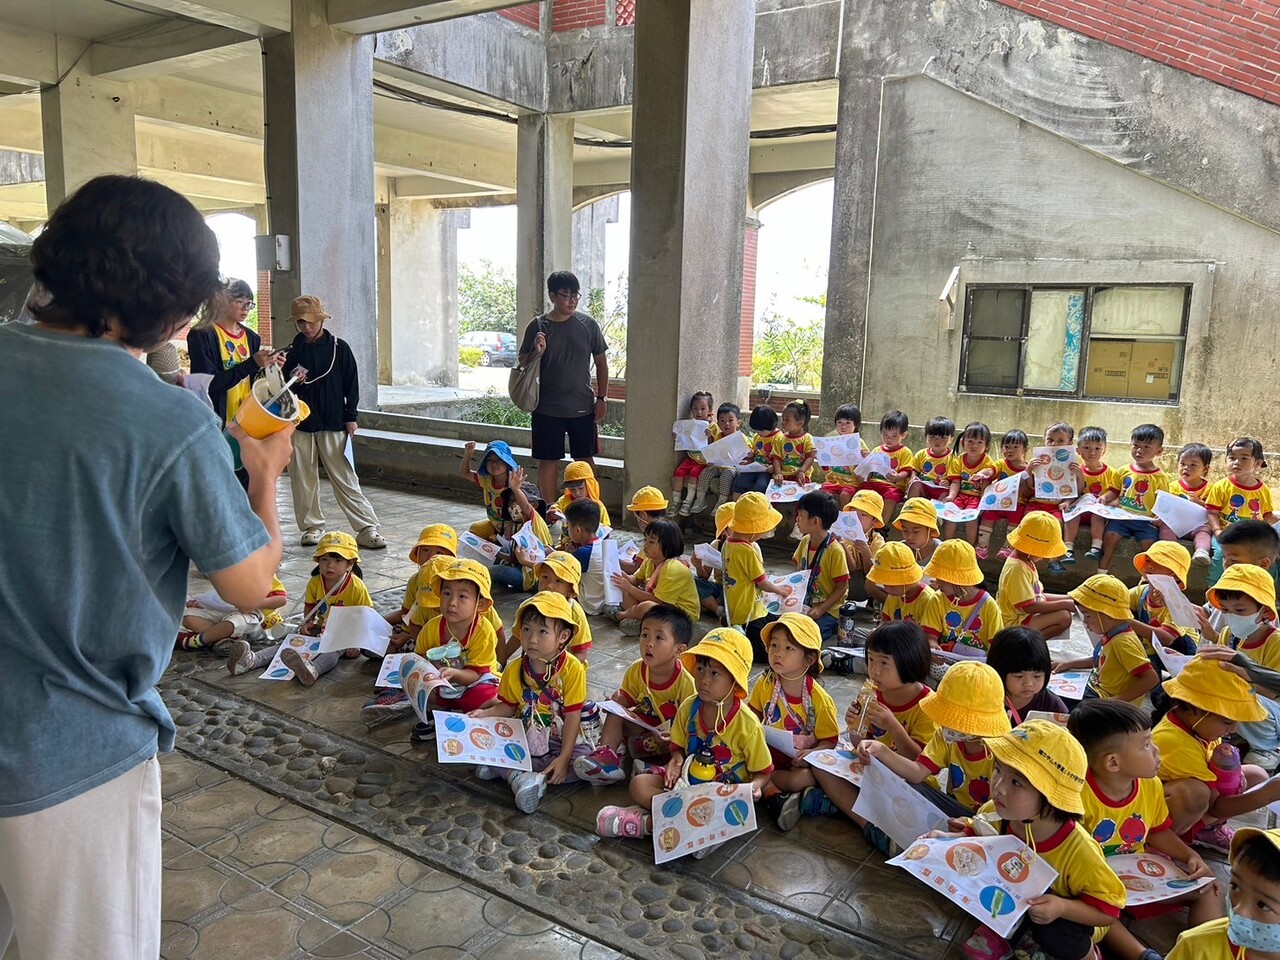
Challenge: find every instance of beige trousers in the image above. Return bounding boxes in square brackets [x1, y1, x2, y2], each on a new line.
[289, 430, 379, 533]
[0, 757, 161, 960]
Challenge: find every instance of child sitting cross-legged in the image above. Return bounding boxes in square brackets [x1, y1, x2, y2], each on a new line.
[946, 720, 1126, 960]
[1068, 699, 1222, 960]
[595, 629, 772, 844]
[469, 592, 594, 813]
[178, 575, 287, 652]
[792, 491, 851, 643]
[460, 440, 521, 542]
[986, 626, 1068, 726]
[1055, 574, 1156, 704]
[491, 481, 554, 592]
[995, 512, 1075, 642]
[574, 604, 695, 785]
[610, 518, 701, 635]
[749, 614, 841, 832]
[1129, 542, 1198, 670]
[496, 551, 593, 667]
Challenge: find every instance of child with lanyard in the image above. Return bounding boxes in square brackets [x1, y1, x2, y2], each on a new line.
[669, 390, 714, 517]
[721, 493, 792, 660]
[836, 490, 886, 614]
[973, 428, 1030, 562]
[498, 551, 594, 667]
[610, 518, 701, 635]
[471, 592, 594, 814]
[995, 512, 1075, 641]
[818, 403, 870, 507]
[947, 720, 1126, 960]
[749, 614, 840, 832]
[460, 440, 522, 542]
[791, 491, 850, 642]
[1129, 542, 1198, 667]
[226, 532, 371, 684]
[1054, 575, 1155, 705]
[692, 502, 736, 622]
[919, 540, 1004, 659]
[986, 626, 1068, 726]
[575, 604, 695, 785]
[942, 421, 997, 545]
[400, 559, 502, 741]
[596, 629, 772, 846]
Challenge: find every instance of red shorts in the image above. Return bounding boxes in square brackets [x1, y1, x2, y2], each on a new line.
[821, 483, 858, 498]
[915, 482, 949, 500]
[980, 504, 1027, 526]
[862, 480, 905, 503]
[1025, 503, 1063, 522]
[673, 457, 706, 480]
[953, 493, 982, 510]
[438, 678, 500, 713]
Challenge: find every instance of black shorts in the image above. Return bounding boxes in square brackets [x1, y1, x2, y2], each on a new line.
[531, 412, 598, 461]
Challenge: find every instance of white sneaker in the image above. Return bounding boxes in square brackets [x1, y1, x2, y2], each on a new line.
[226, 639, 257, 676]
[280, 648, 319, 686]
[1193, 548, 1212, 567]
[509, 770, 547, 813]
[300, 528, 323, 546]
[475, 765, 501, 781]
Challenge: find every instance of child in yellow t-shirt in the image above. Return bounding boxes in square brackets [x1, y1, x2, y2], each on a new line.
[670, 390, 715, 516]
[575, 604, 695, 785]
[771, 400, 817, 484]
[472, 592, 592, 813]
[1164, 441, 1214, 564]
[860, 410, 913, 516]
[836, 490, 886, 608]
[1167, 827, 1280, 960]
[817, 403, 870, 506]
[905, 416, 955, 503]
[1093, 423, 1173, 575]
[947, 721, 1126, 960]
[1068, 699, 1223, 960]
[459, 439, 520, 541]
[1055, 574, 1156, 703]
[499, 551, 593, 667]
[894, 496, 942, 571]
[622, 486, 668, 579]
[596, 629, 772, 843]
[974, 428, 1030, 561]
[792, 491, 850, 643]
[692, 502, 735, 621]
[179, 575, 287, 651]
[611, 518, 700, 632]
[721, 493, 791, 658]
[492, 481, 553, 592]
[549, 460, 612, 529]
[995, 513, 1074, 640]
[385, 524, 458, 642]
[942, 421, 997, 544]
[919, 540, 1003, 657]
[1065, 425, 1115, 566]
[870, 542, 940, 628]
[747, 615, 840, 831]
[692, 401, 743, 514]
[731, 405, 780, 499]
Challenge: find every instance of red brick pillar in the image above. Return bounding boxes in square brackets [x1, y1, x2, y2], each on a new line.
[256, 270, 274, 349]
[739, 218, 760, 378]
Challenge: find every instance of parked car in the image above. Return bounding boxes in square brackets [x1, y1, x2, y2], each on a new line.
[461, 331, 517, 367]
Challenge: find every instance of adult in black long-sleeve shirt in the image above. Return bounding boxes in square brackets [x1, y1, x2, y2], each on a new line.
[280, 296, 384, 550]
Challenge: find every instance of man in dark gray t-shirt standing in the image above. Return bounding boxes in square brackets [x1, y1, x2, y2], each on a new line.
[516, 271, 609, 503]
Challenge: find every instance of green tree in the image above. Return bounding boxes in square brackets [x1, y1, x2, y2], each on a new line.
[587, 274, 629, 378]
[458, 259, 517, 334]
[751, 307, 824, 388]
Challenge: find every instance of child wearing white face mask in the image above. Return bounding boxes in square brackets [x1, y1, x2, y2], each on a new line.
[1053, 574, 1157, 705]
[1168, 826, 1280, 960]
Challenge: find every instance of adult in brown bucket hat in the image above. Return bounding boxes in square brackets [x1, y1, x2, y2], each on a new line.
[281, 295, 386, 549]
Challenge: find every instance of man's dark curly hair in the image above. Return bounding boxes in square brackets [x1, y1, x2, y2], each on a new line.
[29, 175, 222, 349]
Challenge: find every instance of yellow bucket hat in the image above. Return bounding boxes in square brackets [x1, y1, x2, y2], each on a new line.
[761, 613, 823, 670]
[923, 540, 984, 587]
[415, 554, 450, 610]
[867, 541, 923, 587]
[1005, 512, 1067, 560]
[533, 551, 583, 591]
[681, 627, 753, 698]
[313, 531, 360, 562]
[1068, 574, 1132, 622]
[894, 497, 939, 533]
[563, 460, 602, 502]
[846, 489, 885, 527]
[986, 720, 1088, 815]
[730, 492, 782, 536]
[409, 524, 458, 562]
[714, 502, 736, 537]
[1134, 541, 1192, 590]
[514, 591, 576, 641]
[430, 557, 493, 611]
[1231, 826, 1280, 864]
[920, 661, 1011, 738]
[1164, 657, 1268, 722]
[627, 486, 668, 513]
[1209, 563, 1277, 617]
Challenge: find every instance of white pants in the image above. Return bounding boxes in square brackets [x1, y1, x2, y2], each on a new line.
[289, 430, 379, 534]
[0, 757, 161, 960]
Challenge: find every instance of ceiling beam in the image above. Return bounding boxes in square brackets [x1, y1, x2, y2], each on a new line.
[130, 76, 263, 142]
[327, 0, 519, 35]
[0, 24, 64, 87]
[391, 174, 505, 199]
[374, 125, 513, 191]
[139, 167, 264, 203]
[91, 25, 260, 81]
[108, 0, 290, 35]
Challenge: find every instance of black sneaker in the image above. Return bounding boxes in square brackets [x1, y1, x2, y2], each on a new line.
[822, 648, 864, 675]
[411, 716, 436, 741]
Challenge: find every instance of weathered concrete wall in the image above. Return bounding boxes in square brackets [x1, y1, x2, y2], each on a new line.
[861, 76, 1280, 450]
[388, 200, 466, 386]
[571, 193, 617, 292]
[0, 150, 43, 186]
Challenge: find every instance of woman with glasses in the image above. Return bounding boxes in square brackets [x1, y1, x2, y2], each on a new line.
[188, 277, 285, 488]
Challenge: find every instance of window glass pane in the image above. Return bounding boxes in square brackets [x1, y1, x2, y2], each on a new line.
[1023, 289, 1085, 391]
[1091, 286, 1186, 335]
[964, 341, 1021, 390]
[969, 288, 1025, 338]
[1083, 338, 1182, 400]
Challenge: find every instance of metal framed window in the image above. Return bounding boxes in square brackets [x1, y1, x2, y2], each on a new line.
[958, 284, 1190, 403]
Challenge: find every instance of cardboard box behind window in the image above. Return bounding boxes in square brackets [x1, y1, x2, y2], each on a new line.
[1084, 341, 1132, 398]
[1127, 342, 1176, 400]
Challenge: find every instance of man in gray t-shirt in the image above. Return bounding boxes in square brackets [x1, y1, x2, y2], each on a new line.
[516, 271, 609, 502]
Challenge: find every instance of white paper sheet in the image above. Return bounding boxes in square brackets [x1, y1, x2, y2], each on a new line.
[618, 540, 641, 564]
[651, 782, 757, 864]
[259, 634, 323, 680]
[512, 521, 547, 563]
[1030, 447, 1078, 500]
[316, 605, 393, 655]
[1143, 574, 1204, 633]
[433, 711, 533, 771]
[763, 725, 799, 759]
[1062, 495, 1138, 523]
[701, 431, 751, 468]
[766, 480, 822, 503]
[854, 451, 892, 481]
[344, 437, 355, 470]
[673, 418, 712, 452]
[805, 745, 867, 786]
[814, 434, 864, 467]
[401, 656, 455, 713]
[1106, 853, 1214, 906]
[830, 511, 868, 543]
[457, 531, 501, 567]
[889, 835, 1059, 938]
[1152, 491, 1210, 538]
[1047, 671, 1090, 699]
[932, 500, 982, 524]
[187, 589, 237, 615]
[979, 472, 1025, 513]
[693, 542, 723, 571]
[598, 698, 663, 733]
[853, 758, 952, 851]
[764, 570, 811, 616]
[375, 653, 407, 689]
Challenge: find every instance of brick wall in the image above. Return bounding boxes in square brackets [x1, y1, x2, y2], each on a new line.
[552, 0, 605, 31]
[256, 270, 273, 349]
[499, 3, 541, 30]
[739, 222, 759, 378]
[996, 0, 1280, 105]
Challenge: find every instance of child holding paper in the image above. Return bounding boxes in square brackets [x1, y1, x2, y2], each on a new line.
[771, 400, 817, 485]
[226, 532, 372, 684]
[942, 421, 997, 544]
[497, 551, 593, 667]
[471, 592, 593, 813]
[973, 428, 1029, 561]
[575, 604, 694, 785]
[693, 502, 735, 621]
[1159, 442, 1213, 566]
[1129, 542, 1198, 666]
[894, 497, 942, 570]
[596, 629, 772, 840]
[1055, 574, 1156, 704]
[819, 403, 869, 505]
[947, 720, 1126, 960]
[996, 513, 1075, 641]
[920, 540, 1004, 656]
[1063, 425, 1114, 567]
[1093, 424, 1173, 576]
[459, 440, 520, 542]
[722, 493, 792, 658]
[905, 416, 955, 503]
[1025, 421, 1089, 574]
[792, 491, 851, 642]
[986, 627, 1068, 724]
[861, 409, 914, 513]
[669, 390, 714, 516]
[691, 401, 742, 514]
[837, 491, 886, 609]
[549, 460, 612, 529]
[611, 518, 701, 632]
[748, 614, 840, 831]
[1206, 437, 1280, 586]
[1068, 699, 1222, 960]
[732, 405, 781, 499]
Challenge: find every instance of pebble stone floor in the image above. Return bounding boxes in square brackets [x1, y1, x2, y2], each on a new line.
[4, 479, 1242, 960]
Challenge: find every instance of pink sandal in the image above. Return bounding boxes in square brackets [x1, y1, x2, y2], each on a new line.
[961, 925, 1012, 960]
[596, 805, 649, 838]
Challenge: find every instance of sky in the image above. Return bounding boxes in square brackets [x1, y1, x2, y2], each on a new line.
[208, 179, 835, 330]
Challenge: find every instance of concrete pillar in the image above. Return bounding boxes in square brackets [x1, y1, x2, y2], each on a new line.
[40, 53, 136, 209]
[624, 0, 755, 493]
[262, 0, 377, 407]
[375, 203, 393, 384]
[571, 194, 619, 294]
[385, 199, 466, 386]
[515, 114, 574, 324]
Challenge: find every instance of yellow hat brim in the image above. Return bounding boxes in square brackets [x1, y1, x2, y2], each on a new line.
[681, 636, 751, 697]
[761, 613, 824, 669]
[1005, 527, 1066, 559]
[731, 507, 783, 535]
[1231, 826, 1280, 863]
[986, 729, 1086, 815]
[1164, 666, 1268, 723]
[533, 556, 581, 591]
[920, 690, 1011, 739]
